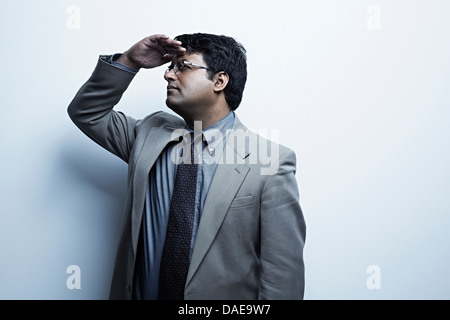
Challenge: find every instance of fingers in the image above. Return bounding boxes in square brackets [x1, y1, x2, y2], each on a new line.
[125, 34, 186, 68]
[145, 34, 186, 55]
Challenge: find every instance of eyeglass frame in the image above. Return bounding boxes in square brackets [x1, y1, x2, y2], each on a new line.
[164, 59, 210, 76]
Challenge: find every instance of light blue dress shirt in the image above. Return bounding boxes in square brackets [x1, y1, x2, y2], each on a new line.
[108, 54, 235, 299]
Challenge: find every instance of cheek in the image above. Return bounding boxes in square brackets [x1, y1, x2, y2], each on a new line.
[190, 81, 215, 100]
[180, 74, 214, 97]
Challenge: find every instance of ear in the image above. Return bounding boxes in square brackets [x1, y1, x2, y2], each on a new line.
[213, 72, 229, 93]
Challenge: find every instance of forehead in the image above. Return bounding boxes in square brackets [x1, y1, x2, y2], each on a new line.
[173, 52, 206, 65]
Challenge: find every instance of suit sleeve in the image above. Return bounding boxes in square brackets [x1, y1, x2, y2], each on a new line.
[259, 149, 306, 299]
[67, 55, 139, 163]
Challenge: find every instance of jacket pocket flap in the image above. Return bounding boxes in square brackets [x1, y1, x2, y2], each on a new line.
[229, 195, 254, 208]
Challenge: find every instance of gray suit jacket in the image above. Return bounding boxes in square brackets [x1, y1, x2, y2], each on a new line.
[68, 56, 306, 300]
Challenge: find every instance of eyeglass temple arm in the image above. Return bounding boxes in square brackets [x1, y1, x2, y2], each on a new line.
[186, 61, 209, 70]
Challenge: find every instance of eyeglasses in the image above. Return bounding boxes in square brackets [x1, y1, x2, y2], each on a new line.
[165, 60, 210, 76]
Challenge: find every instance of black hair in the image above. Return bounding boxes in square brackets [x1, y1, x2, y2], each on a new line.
[174, 33, 247, 111]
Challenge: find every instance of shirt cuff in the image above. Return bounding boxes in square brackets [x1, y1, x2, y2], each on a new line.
[108, 53, 139, 73]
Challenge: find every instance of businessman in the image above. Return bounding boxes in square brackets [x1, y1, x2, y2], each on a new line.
[68, 33, 306, 300]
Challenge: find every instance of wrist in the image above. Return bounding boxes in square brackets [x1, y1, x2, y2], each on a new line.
[116, 52, 140, 70]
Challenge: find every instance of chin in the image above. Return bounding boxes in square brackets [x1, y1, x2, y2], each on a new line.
[166, 99, 184, 116]
[165, 98, 176, 110]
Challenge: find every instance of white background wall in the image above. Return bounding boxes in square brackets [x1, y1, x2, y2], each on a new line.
[0, 0, 449, 299]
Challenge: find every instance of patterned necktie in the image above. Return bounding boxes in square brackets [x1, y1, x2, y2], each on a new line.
[158, 134, 198, 300]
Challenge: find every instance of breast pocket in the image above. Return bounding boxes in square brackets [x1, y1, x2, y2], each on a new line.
[229, 195, 255, 208]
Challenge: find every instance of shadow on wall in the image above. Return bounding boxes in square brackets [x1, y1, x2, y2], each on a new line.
[45, 135, 128, 299]
[59, 138, 128, 202]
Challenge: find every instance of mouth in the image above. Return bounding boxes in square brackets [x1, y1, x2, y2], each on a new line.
[167, 84, 178, 91]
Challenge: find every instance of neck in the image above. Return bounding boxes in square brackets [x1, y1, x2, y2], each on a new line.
[184, 105, 231, 130]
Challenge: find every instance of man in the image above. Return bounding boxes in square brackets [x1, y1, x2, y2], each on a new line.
[68, 33, 306, 300]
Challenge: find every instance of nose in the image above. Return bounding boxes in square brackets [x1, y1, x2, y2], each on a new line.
[164, 68, 177, 81]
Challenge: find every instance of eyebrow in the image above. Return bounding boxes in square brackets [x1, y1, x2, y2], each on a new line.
[169, 58, 186, 67]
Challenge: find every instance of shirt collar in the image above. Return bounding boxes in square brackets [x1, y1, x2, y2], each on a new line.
[185, 111, 235, 155]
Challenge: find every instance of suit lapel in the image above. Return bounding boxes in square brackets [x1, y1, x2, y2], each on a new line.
[186, 115, 250, 286]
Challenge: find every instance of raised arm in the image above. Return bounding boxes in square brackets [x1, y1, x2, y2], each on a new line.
[67, 34, 186, 162]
